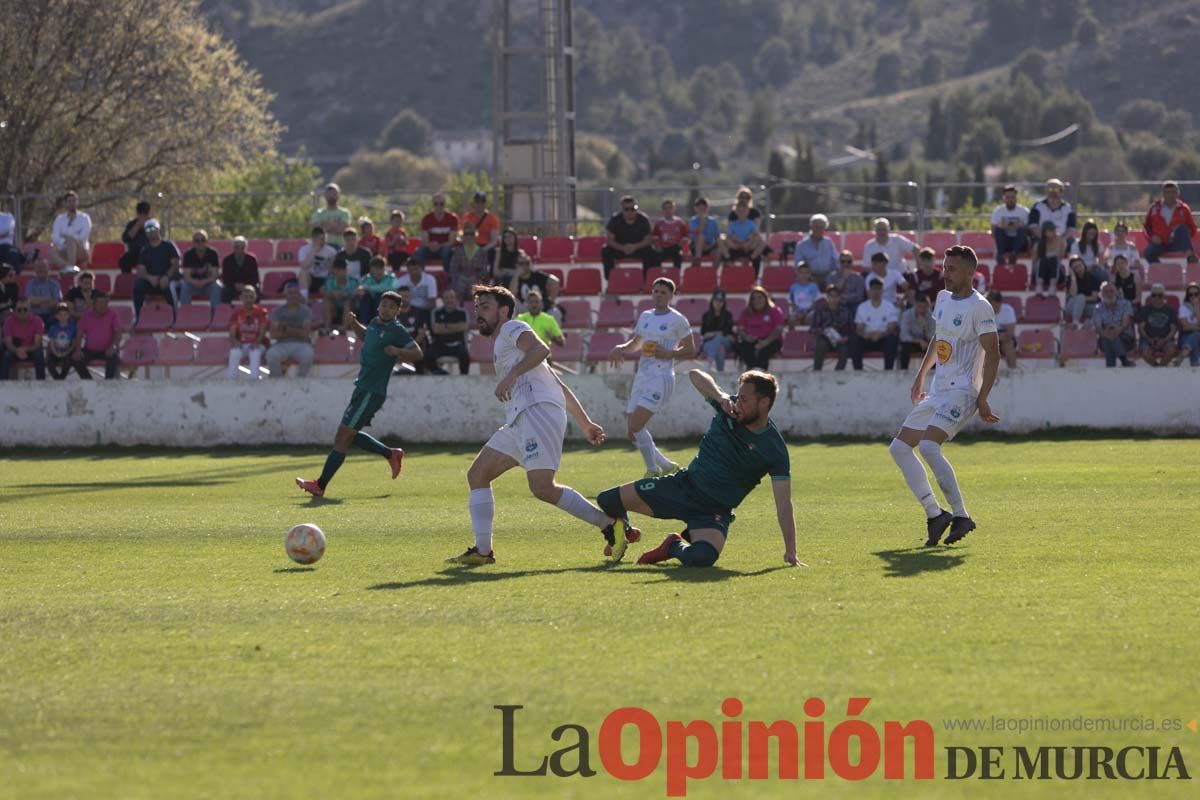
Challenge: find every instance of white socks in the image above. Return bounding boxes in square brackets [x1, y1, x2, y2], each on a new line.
[890, 439, 942, 518]
[917, 439, 967, 517]
[469, 488, 494, 554]
[556, 487, 612, 528]
[633, 428, 666, 471]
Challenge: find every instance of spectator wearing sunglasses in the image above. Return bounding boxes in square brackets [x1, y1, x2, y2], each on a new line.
[1175, 282, 1200, 367]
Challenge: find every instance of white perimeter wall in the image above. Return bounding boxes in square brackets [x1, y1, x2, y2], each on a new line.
[1, 370, 1196, 447]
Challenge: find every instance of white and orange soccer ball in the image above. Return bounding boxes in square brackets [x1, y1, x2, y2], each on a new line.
[285, 523, 326, 565]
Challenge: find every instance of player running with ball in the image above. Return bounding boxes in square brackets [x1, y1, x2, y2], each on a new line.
[888, 245, 1000, 545]
[446, 286, 641, 565]
[594, 368, 804, 568]
[295, 291, 422, 497]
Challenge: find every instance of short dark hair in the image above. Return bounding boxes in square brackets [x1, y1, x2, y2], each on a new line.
[63, 190, 78, 200]
[379, 291, 403, 306]
[738, 370, 778, 409]
[311, 226, 325, 238]
[986, 290, 1003, 303]
[694, 197, 709, 207]
[92, 290, 108, 300]
[1003, 184, 1017, 194]
[943, 244, 978, 270]
[918, 246, 936, 258]
[136, 201, 151, 214]
[652, 277, 676, 293]
[343, 227, 358, 237]
[369, 256, 386, 270]
[79, 270, 95, 281]
[472, 284, 517, 320]
[870, 252, 888, 263]
[620, 195, 636, 206]
[54, 302, 70, 313]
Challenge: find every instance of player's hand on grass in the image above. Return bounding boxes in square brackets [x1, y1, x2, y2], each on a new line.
[784, 551, 807, 567]
[977, 397, 1000, 423]
[582, 421, 606, 446]
[495, 373, 516, 402]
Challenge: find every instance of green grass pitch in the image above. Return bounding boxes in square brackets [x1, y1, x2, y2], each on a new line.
[1, 437, 1197, 799]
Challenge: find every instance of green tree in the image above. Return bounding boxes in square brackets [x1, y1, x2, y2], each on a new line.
[872, 153, 892, 210]
[376, 109, 433, 156]
[1074, 9, 1100, 46]
[332, 149, 448, 195]
[873, 51, 905, 95]
[925, 98, 947, 160]
[743, 90, 779, 152]
[920, 53, 945, 86]
[753, 38, 794, 88]
[960, 118, 1007, 163]
[203, 152, 323, 239]
[972, 151, 987, 207]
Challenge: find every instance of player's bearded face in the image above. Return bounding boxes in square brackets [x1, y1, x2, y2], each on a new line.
[734, 388, 764, 425]
[476, 300, 498, 335]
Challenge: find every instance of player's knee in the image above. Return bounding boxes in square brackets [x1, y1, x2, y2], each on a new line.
[528, 476, 559, 504]
[917, 439, 942, 460]
[466, 461, 489, 489]
[889, 438, 913, 461]
[597, 487, 624, 519]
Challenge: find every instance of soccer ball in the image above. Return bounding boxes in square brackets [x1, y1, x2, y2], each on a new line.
[285, 523, 326, 564]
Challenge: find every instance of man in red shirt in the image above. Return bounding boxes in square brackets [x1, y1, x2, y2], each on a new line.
[1143, 180, 1198, 263]
[72, 291, 122, 379]
[651, 199, 688, 269]
[358, 218, 383, 257]
[415, 192, 459, 269]
[227, 285, 269, 379]
[383, 209, 409, 270]
[0, 299, 46, 379]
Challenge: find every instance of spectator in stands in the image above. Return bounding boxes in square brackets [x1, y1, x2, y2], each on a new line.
[44, 303, 76, 379]
[1137, 283, 1178, 367]
[133, 220, 179, 319]
[1142, 180, 1197, 263]
[1175, 282, 1200, 367]
[990, 185, 1030, 263]
[728, 187, 763, 227]
[266, 281, 314, 378]
[851, 278, 899, 370]
[358, 217, 383, 257]
[356, 256, 399, 323]
[1033, 221, 1066, 296]
[898, 294, 933, 370]
[415, 192, 458, 270]
[384, 210, 410, 271]
[220, 236, 261, 304]
[392, 286, 427, 375]
[986, 291, 1019, 369]
[494, 228, 523, 286]
[1071, 219, 1104, 281]
[516, 289, 564, 348]
[735, 286, 785, 370]
[794, 213, 839, 287]
[1064, 256, 1099, 325]
[863, 218, 918, 273]
[71, 291, 121, 379]
[322, 259, 358, 333]
[723, 199, 768, 274]
[312, 183, 351, 242]
[865, 252, 909, 308]
[809, 286, 854, 371]
[0, 265, 20, 320]
[460, 191, 501, 266]
[688, 198, 722, 266]
[0, 299, 46, 379]
[427, 288, 471, 374]
[64, 270, 97, 319]
[1109, 254, 1141, 308]
[698, 290, 735, 372]
[1092, 282, 1136, 368]
[1104, 222, 1141, 275]
[787, 262, 819, 326]
[119, 200, 153, 273]
[651, 199, 688, 269]
[0, 199, 18, 272]
[828, 250, 866, 307]
[298, 226, 337, 299]
[334, 228, 373, 281]
[910, 247, 945, 305]
[509, 254, 557, 306]
[25, 261, 63, 327]
[447, 220, 491, 302]
[49, 190, 92, 269]
[178, 229, 222, 314]
[1028, 178, 1077, 248]
[396, 258, 439, 321]
[602, 195, 656, 280]
[227, 285, 269, 379]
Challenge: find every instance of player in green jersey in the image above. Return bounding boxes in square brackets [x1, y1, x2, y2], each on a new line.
[296, 291, 423, 497]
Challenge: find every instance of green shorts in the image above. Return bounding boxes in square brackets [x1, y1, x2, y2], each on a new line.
[633, 470, 734, 537]
[340, 387, 386, 430]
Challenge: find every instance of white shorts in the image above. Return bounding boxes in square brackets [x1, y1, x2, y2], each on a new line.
[627, 372, 675, 414]
[901, 389, 977, 440]
[485, 402, 567, 472]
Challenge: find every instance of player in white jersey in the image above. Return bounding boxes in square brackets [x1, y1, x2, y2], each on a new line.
[447, 285, 641, 565]
[889, 245, 1001, 546]
[607, 278, 695, 478]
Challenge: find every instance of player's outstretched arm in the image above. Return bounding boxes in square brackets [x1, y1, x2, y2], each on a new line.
[345, 311, 367, 337]
[910, 338, 938, 404]
[496, 331, 550, 401]
[554, 372, 605, 446]
[772, 479, 806, 567]
[976, 331, 1001, 423]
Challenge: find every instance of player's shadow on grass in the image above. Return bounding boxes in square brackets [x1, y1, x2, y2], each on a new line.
[626, 565, 789, 584]
[274, 566, 317, 573]
[298, 497, 344, 507]
[873, 547, 968, 578]
[367, 563, 785, 590]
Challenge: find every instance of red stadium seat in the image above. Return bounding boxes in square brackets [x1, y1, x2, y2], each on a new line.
[960, 232, 995, 258]
[112, 273, 134, 299]
[679, 267, 718, 294]
[468, 333, 494, 363]
[1023, 295, 1062, 324]
[21, 241, 51, 264]
[760, 266, 793, 293]
[596, 299, 636, 329]
[549, 336, 583, 365]
[720, 265, 756, 293]
[1147, 263, 1183, 291]
[767, 232, 800, 265]
[542, 268, 565, 286]
[156, 335, 197, 367]
[16, 274, 33, 295]
[991, 262, 1029, 291]
[1059, 328, 1098, 361]
[211, 303, 232, 331]
[1017, 329, 1056, 359]
[261, 270, 296, 298]
[840, 232, 870, 257]
[135, 302, 174, 332]
[922, 232, 958, 253]
[1187, 263, 1200, 286]
[518, 236, 540, 260]
[635, 298, 654, 317]
[195, 337, 229, 365]
[606, 267, 643, 295]
[586, 332, 631, 362]
[676, 297, 709, 326]
[90, 273, 112, 294]
[112, 305, 134, 331]
[974, 263, 991, 291]
[643, 267, 680, 292]
[58, 274, 75, 295]
[273, 238, 307, 264]
[90, 242, 124, 269]
[1128, 231, 1148, 251]
[173, 303, 212, 332]
[314, 336, 352, 363]
[208, 240, 234, 261]
[563, 267, 602, 296]
[246, 239, 275, 265]
[780, 329, 813, 358]
[539, 236, 575, 263]
[575, 236, 605, 263]
[726, 297, 747, 318]
[556, 299, 592, 329]
[1002, 296, 1023, 323]
[121, 335, 158, 369]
